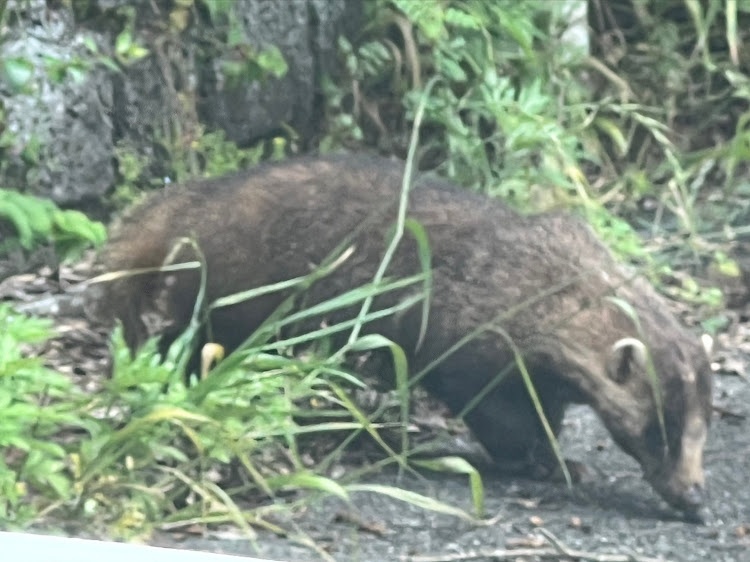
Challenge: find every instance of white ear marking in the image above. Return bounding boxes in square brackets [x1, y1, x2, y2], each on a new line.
[612, 337, 647, 364]
[607, 337, 648, 384]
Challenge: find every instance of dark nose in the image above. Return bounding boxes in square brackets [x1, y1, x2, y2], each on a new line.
[684, 483, 706, 508]
[681, 484, 710, 524]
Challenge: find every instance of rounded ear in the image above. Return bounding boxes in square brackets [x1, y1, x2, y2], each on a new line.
[700, 333, 713, 356]
[606, 337, 648, 384]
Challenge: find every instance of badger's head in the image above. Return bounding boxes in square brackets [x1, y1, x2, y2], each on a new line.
[599, 330, 713, 521]
[559, 280, 713, 521]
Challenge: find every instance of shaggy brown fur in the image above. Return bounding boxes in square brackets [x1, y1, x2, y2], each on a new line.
[99, 154, 712, 520]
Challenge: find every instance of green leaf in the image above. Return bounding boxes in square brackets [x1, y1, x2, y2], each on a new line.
[594, 117, 628, 157]
[2, 58, 34, 91]
[115, 30, 133, 56]
[257, 46, 288, 78]
[346, 483, 478, 522]
[53, 209, 107, 245]
[394, 0, 446, 40]
[127, 45, 150, 61]
[413, 456, 484, 517]
[437, 55, 467, 83]
[97, 56, 121, 73]
[0, 196, 35, 248]
[66, 65, 88, 84]
[268, 471, 349, 500]
[82, 36, 98, 52]
[444, 7, 481, 29]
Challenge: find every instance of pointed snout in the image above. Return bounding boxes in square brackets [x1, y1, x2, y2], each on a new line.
[648, 472, 709, 522]
[681, 485, 710, 524]
[652, 413, 710, 522]
[647, 440, 709, 523]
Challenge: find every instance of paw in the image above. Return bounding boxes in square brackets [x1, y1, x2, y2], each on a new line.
[530, 458, 590, 484]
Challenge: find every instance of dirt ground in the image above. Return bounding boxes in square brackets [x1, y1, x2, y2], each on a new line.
[151, 373, 750, 562]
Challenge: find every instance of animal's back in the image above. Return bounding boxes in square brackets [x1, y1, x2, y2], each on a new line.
[104, 154, 617, 353]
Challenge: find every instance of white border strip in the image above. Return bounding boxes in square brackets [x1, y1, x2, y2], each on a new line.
[0, 532, 282, 562]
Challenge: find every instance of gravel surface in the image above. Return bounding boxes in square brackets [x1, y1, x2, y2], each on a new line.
[154, 374, 750, 562]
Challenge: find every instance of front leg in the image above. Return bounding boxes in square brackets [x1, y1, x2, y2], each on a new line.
[467, 380, 569, 474]
[423, 365, 577, 480]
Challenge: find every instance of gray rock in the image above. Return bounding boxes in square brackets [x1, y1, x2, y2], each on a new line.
[1, 0, 114, 204]
[197, 0, 361, 144]
[0, 0, 360, 204]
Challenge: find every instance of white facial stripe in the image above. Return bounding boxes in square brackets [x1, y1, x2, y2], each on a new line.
[677, 414, 707, 484]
